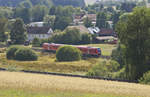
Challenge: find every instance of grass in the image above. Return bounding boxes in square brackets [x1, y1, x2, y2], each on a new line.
[0, 71, 150, 97]
[0, 52, 106, 74]
[0, 43, 115, 74]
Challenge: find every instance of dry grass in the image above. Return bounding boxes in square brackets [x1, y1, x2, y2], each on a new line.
[0, 52, 105, 74]
[0, 71, 150, 97]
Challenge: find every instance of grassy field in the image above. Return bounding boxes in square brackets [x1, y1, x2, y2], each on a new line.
[0, 44, 115, 74]
[0, 52, 106, 74]
[0, 71, 150, 97]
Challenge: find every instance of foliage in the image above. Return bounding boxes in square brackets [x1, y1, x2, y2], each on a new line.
[43, 15, 55, 29]
[53, 0, 85, 7]
[51, 28, 81, 44]
[6, 45, 21, 59]
[15, 47, 38, 61]
[87, 60, 120, 77]
[116, 7, 150, 80]
[120, 2, 136, 12]
[83, 17, 93, 28]
[10, 18, 27, 44]
[139, 71, 150, 85]
[0, 7, 13, 18]
[32, 37, 41, 47]
[13, 7, 31, 24]
[54, 15, 72, 30]
[111, 43, 126, 68]
[0, 18, 8, 42]
[32, 5, 49, 22]
[96, 12, 107, 28]
[81, 33, 92, 44]
[56, 45, 82, 62]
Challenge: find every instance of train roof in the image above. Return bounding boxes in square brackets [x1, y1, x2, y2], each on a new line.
[43, 43, 100, 49]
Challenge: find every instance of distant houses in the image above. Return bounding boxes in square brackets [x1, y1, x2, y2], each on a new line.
[26, 22, 53, 41]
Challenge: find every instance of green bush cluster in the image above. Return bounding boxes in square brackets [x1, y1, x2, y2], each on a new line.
[56, 45, 82, 62]
[6, 46, 38, 61]
[139, 71, 150, 85]
[50, 28, 92, 45]
[86, 60, 120, 77]
[32, 37, 41, 47]
[6, 45, 21, 59]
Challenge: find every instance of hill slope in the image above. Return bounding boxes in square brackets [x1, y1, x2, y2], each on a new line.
[0, 0, 85, 7]
[0, 71, 150, 97]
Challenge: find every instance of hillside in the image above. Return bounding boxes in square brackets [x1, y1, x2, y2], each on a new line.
[0, 0, 85, 7]
[0, 71, 150, 97]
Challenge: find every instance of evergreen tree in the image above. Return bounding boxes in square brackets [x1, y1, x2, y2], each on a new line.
[0, 18, 7, 42]
[96, 12, 107, 28]
[10, 18, 27, 44]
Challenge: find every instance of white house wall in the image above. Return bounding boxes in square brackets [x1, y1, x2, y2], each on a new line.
[28, 34, 51, 41]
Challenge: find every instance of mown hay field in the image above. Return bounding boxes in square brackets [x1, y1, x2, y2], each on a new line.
[0, 71, 150, 97]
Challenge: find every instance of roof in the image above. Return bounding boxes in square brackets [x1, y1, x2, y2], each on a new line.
[83, 14, 96, 21]
[88, 27, 100, 34]
[99, 28, 114, 35]
[29, 22, 44, 27]
[67, 25, 89, 34]
[96, 36, 117, 41]
[27, 27, 53, 34]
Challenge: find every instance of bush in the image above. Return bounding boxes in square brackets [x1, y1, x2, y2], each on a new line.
[15, 48, 38, 61]
[6, 46, 21, 59]
[56, 45, 82, 62]
[139, 71, 150, 85]
[32, 37, 41, 47]
[86, 60, 120, 77]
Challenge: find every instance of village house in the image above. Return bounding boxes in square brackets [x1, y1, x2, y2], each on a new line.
[29, 22, 44, 27]
[27, 26, 53, 41]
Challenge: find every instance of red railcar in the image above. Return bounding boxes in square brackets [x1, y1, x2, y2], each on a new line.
[43, 43, 101, 56]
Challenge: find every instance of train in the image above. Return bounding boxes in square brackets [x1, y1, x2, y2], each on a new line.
[42, 43, 102, 57]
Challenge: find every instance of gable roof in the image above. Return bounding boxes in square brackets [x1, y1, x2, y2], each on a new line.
[27, 27, 53, 34]
[99, 28, 114, 35]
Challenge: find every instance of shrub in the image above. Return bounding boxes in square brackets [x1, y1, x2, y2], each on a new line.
[56, 45, 82, 62]
[32, 37, 41, 47]
[86, 60, 120, 77]
[15, 48, 38, 61]
[139, 71, 150, 85]
[6, 45, 21, 59]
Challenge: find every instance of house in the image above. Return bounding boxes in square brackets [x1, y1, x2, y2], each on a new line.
[72, 13, 85, 25]
[88, 27, 100, 35]
[29, 22, 44, 27]
[82, 14, 97, 23]
[27, 27, 53, 41]
[98, 28, 115, 36]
